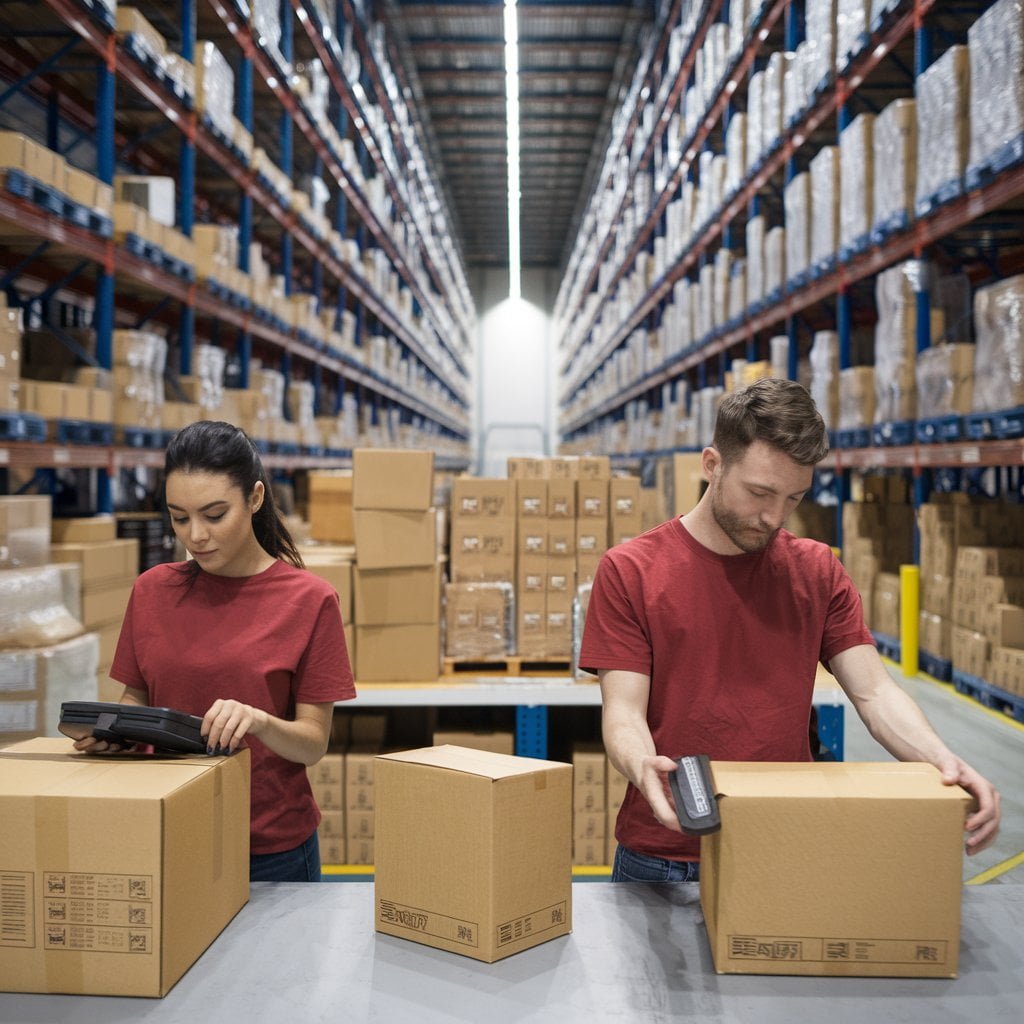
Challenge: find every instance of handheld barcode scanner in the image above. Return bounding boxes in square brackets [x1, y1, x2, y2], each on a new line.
[669, 754, 721, 835]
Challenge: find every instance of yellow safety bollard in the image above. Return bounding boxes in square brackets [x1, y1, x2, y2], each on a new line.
[900, 564, 920, 678]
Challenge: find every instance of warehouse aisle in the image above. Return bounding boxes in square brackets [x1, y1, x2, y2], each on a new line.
[842, 661, 1024, 885]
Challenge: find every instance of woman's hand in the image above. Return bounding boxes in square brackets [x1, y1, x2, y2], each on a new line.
[202, 699, 268, 754]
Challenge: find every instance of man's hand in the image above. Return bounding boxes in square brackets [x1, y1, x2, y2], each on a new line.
[935, 755, 1001, 855]
[635, 754, 686, 833]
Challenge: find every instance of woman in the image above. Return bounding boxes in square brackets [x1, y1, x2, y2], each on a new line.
[75, 420, 356, 881]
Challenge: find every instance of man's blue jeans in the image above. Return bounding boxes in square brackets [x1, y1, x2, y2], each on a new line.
[250, 830, 321, 882]
[611, 844, 700, 882]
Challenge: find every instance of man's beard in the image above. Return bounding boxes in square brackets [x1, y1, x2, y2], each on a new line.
[710, 483, 778, 554]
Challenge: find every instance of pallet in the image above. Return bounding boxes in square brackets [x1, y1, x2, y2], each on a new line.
[0, 410, 47, 442]
[51, 418, 115, 445]
[919, 650, 952, 683]
[80, 0, 115, 29]
[870, 209, 909, 247]
[915, 178, 964, 219]
[916, 415, 964, 444]
[872, 419, 915, 447]
[118, 425, 172, 449]
[964, 405, 1024, 441]
[966, 133, 1024, 192]
[835, 426, 871, 449]
[443, 656, 572, 677]
[872, 630, 901, 663]
[952, 670, 1024, 724]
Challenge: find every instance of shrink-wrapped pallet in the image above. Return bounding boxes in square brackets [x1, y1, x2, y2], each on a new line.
[839, 366, 876, 430]
[728, 260, 746, 324]
[972, 275, 1024, 412]
[729, 0, 752, 58]
[916, 344, 975, 417]
[873, 261, 934, 423]
[746, 70, 766, 172]
[804, 0, 838, 93]
[112, 329, 167, 429]
[725, 112, 747, 196]
[0, 565, 83, 650]
[444, 581, 515, 660]
[784, 172, 811, 283]
[967, 0, 1024, 176]
[785, 41, 811, 126]
[714, 249, 734, 327]
[872, 98, 917, 233]
[809, 145, 840, 267]
[195, 41, 235, 141]
[770, 335, 790, 379]
[764, 226, 786, 298]
[762, 52, 792, 156]
[746, 214, 766, 305]
[915, 45, 970, 212]
[839, 112, 874, 251]
[836, 0, 871, 71]
[697, 263, 715, 339]
[810, 331, 840, 429]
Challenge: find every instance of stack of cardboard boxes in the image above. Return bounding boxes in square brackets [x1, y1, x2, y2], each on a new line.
[352, 449, 442, 682]
[49, 515, 139, 698]
[0, 296, 21, 413]
[0, 498, 102, 746]
[570, 744, 629, 867]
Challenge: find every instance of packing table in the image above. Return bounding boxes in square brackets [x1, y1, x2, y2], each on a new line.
[1, 882, 1021, 1022]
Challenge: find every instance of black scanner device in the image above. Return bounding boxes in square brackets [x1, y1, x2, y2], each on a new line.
[669, 754, 721, 835]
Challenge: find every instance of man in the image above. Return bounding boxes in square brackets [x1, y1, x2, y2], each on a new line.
[579, 378, 1000, 882]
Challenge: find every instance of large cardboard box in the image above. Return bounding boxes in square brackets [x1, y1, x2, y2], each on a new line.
[354, 562, 442, 625]
[451, 478, 514, 519]
[0, 739, 250, 996]
[375, 745, 572, 962]
[700, 761, 969, 978]
[353, 449, 434, 510]
[308, 472, 354, 543]
[354, 509, 437, 569]
[355, 623, 440, 681]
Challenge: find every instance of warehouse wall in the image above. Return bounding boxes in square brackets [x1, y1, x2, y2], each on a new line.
[471, 267, 561, 476]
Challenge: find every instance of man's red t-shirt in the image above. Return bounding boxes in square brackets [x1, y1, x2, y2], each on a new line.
[111, 559, 356, 854]
[579, 517, 873, 862]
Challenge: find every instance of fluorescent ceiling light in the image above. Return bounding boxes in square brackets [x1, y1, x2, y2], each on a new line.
[504, 0, 521, 300]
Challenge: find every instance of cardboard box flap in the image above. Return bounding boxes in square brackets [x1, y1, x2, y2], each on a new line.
[377, 744, 569, 780]
[710, 761, 970, 805]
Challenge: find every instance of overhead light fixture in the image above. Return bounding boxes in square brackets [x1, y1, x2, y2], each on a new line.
[504, 0, 521, 300]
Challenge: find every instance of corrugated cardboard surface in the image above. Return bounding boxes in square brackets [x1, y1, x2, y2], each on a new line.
[354, 562, 442, 625]
[353, 509, 438, 569]
[352, 449, 434, 510]
[375, 745, 572, 962]
[0, 738, 250, 996]
[700, 761, 969, 978]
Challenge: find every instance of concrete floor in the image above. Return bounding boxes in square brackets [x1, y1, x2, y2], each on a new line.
[841, 660, 1024, 884]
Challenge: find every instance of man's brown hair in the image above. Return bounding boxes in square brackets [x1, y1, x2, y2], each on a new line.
[712, 378, 829, 467]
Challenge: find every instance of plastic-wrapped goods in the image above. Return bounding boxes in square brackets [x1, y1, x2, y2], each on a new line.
[809, 146, 840, 268]
[785, 42, 810, 126]
[764, 225, 786, 298]
[0, 565, 83, 650]
[746, 70, 766, 172]
[935, 273, 972, 346]
[761, 52, 792, 157]
[695, 386, 724, 448]
[115, 8, 168, 66]
[444, 581, 515, 659]
[729, 0, 752, 58]
[728, 260, 747, 324]
[839, 113, 874, 252]
[916, 344, 975, 417]
[0, 497, 50, 571]
[670, 278, 693, 353]
[714, 249, 734, 327]
[967, 0, 1024, 177]
[697, 263, 715, 339]
[804, 0, 838, 94]
[746, 215, 766, 305]
[770, 335, 790, 378]
[572, 582, 594, 680]
[874, 261, 935, 423]
[872, 98, 917, 233]
[195, 42, 235, 141]
[914, 45, 970, 212]
[871, 0, 901, 22]
[839, 366, 876, 429]
[810, 331, 840, 429]
[255, 367, 286, 421]
[725, 112, 747, 196]
[784, 172, 812, 283]
[836, 0, 871, 71]
[972, 275, 1024, 412]
[251, 0, 284, 66]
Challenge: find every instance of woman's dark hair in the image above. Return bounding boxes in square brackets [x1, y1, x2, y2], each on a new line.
[164, 420, 304, 572]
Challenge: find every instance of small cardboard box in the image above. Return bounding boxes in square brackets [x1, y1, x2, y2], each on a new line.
[0, 739, 250, 996]
[375, 745, 572, 962]
[354, 509, 437, 569]
[700, 761, 969, 978]
[308, 472, 354, 543]
[353, 449, 434, 510]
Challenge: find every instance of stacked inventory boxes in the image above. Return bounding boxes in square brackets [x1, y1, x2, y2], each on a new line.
[513, 467, 550, 658]
[352, 449, 441, 681]
[0, 297, 21, 412]
[576, 457, 611, 585]
[308, 752, 345, 865]
[572, 746, 607, 866]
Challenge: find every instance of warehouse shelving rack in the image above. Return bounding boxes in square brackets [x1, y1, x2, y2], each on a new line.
[1, 0, 475, 499]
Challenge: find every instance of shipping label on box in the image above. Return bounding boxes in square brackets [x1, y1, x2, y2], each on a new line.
[546, 480, 576, 519]
[0, 739, 250, 996]
[576, 480, 609, 518]
[451, 478, 514, 519]
[375, 745, 572, 962]
[700, 761, 968, 978]
[515, 479, 549, 518]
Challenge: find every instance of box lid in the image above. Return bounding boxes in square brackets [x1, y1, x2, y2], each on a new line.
[377, 744, 569, 781]
[710, 761, 970, 804]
